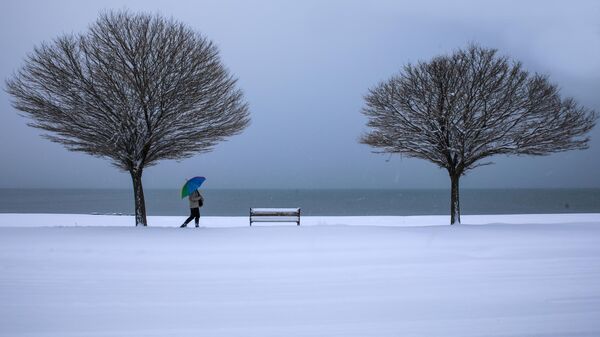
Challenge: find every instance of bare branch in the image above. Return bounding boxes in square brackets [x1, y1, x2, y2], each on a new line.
[362, 44, 596, 175]
[6, 10, 250, 173]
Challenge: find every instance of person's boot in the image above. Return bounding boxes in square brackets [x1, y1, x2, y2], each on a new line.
[195, 223, 199, 228]
[180, 223, 187, 228]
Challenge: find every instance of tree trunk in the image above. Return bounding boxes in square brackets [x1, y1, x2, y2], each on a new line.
[130, 169, 147, 226]
[450, 173, 461, 225]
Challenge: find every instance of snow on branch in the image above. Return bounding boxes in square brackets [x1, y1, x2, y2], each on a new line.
[361, 44, 597, 176]
[6, 10, 250, 173]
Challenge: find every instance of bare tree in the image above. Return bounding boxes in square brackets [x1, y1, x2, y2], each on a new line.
[6, 11, 250, 226]
[361, 45, 596, 224]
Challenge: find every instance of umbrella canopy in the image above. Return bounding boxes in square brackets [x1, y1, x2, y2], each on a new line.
[181, 176, 206, 198]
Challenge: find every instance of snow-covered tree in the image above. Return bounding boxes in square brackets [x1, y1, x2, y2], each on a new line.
[6, 11, 250, 226]
[361, 45, 596, 224]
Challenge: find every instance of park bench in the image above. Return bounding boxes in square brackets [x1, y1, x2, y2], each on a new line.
[249, 208, 301, 226]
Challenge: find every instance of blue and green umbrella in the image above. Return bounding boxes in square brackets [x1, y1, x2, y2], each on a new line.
[181, 176, 206, 198]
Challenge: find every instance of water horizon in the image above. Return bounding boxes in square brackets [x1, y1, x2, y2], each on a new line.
[1, 188, 599, 217]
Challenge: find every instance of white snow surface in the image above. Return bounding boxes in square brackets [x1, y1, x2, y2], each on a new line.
[1, 213, 600, 336]
[251, 208, 301, 213]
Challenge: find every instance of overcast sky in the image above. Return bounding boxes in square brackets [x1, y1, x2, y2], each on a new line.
[0, 0, 599, 189]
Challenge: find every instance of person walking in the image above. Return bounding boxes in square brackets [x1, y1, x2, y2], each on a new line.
[180, 189, 203, 228]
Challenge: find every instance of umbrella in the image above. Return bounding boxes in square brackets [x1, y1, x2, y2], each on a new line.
[181, 176, 206, 198]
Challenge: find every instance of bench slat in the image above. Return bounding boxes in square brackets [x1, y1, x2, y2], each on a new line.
[251, 208, 300, 214]
[251, 217, 300, 222]
[252, 212, 298, 216]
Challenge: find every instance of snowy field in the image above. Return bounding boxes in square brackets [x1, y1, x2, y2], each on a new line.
[1, 213, 600, 337]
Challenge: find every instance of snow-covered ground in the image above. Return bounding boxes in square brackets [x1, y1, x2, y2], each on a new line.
[1, 213, 600, 336]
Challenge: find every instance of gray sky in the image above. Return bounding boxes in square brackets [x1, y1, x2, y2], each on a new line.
[1, 0, 599, 189]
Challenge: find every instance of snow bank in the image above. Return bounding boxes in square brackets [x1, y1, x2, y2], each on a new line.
[0, 213, 599, 336]
[0, 212, 598, 228]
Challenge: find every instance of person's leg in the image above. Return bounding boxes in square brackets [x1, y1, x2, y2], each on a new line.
[193, 208, 200, 227]
[181, 209, 195, 227]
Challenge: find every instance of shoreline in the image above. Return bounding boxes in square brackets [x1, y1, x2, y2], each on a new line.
[1, 212, 599, 228]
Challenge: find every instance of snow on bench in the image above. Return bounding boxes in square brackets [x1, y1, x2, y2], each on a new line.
[249, 208, 301, 226]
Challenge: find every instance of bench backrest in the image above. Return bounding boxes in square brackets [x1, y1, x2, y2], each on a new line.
[250, 208, 301, 226]
[250, 208, 300, 216]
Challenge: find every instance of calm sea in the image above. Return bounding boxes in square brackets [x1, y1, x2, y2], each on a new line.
[0, 188, 599, 216]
